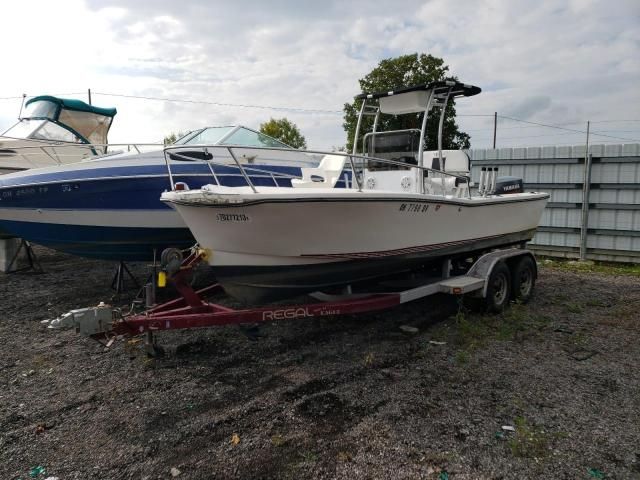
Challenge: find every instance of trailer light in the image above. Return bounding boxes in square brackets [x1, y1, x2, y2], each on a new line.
[158, 271, 167, 288]
[452, 287, 462, 295]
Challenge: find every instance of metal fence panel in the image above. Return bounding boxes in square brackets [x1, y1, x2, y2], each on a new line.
[469, 143, 640, 263]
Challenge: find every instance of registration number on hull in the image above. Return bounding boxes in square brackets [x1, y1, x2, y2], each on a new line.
[399, 203, 441, 213]
[216, 213, 251, 222]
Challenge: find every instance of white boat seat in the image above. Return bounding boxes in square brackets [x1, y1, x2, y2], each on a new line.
[426, 150, 470, 174]
[291, 154, 346, 188]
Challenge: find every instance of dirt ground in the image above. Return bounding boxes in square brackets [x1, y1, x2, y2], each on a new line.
[1, 247, 639, 479]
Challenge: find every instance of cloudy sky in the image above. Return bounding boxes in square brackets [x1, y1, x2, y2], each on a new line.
[1, 0, 638, 149]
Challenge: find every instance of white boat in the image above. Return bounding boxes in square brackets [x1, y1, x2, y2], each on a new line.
[0, 95, 117, 173]
[161, 81, 550, 303]
[0, 126, 321, 260]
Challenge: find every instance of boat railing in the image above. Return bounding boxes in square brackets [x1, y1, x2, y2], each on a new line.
[162, 144, 471, 198]
[0, 140, 165, 165]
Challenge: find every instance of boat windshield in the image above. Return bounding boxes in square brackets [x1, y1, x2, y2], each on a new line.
[2, 118, 82, 143]
[221, 128, 290, 148]
[177, 126, 291, 149]
[22, 100, 58, 121]
[176, 127, 235, 145]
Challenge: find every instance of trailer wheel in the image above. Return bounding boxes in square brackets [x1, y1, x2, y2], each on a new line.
[484, 261, 511, 312]
[511, 255, 536, 303]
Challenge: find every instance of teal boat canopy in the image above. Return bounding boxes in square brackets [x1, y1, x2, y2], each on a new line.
[25, 95, 117, 117]
[20, 95, 117, 147]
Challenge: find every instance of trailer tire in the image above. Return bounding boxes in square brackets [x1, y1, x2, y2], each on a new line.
[511, 255, 536, 303]
[484, 261, 511, 313]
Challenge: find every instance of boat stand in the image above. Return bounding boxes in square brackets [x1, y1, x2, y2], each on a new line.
[110, 261, 140, 293]
[5, 239, 44, 274]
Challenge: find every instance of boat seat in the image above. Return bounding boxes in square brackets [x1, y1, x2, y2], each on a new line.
[291, 154, 346, 188]
[426, 150, 470, 175]
[424, 150, 471, 197]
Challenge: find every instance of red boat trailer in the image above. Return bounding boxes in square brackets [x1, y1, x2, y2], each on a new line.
[77, 247, 537, 349]
[107, 250, 407, 339]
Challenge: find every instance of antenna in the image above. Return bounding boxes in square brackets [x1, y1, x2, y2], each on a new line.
[18, 93, 26, 120]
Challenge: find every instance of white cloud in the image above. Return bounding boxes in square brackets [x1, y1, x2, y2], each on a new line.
[1, 0, 638, 149]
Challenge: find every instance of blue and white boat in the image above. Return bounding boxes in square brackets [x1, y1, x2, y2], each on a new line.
[0, 126, 323, 261]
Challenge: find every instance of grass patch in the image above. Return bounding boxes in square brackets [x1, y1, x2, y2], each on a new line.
[449, 301, 551, 360]
[496, 302, 530, 340]
[336, 451, 353, 462]
[540, 258, 640, 277]
[455, 310, 490, 349]
[565, 302, 583, 314]
[508, 416, 553, 459]
[271, 434, 286, 447]
[585, 299, 608, 307]
[363, 352, 375, 367]
[549, 293, 569, 305]
[455, 349, 470, 365]
[298, 450, 318, 464]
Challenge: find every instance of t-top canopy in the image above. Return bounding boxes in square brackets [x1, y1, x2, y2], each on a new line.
[25, 95, 117, 118]
[355, 80, 481, 101]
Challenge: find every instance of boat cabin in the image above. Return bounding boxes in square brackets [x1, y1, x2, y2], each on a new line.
[2, 96, 117, 155]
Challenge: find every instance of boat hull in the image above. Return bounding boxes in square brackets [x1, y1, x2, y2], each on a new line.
[0, 153, 320, 261]
[164, 188, 549, 303]
[212, 228, 537, 303]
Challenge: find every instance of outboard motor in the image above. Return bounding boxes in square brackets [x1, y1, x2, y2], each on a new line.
[494, 176, 524, 194]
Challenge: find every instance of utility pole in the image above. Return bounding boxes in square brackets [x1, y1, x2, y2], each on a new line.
[87, 88, 92, 105]
[579, 121, 592, 261]
[492, 112, 497, 149]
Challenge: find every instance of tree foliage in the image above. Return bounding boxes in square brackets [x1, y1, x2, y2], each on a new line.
[163, 131, 188, 145]
[259, 118, 307, 149]
[343, 53, 471, 152]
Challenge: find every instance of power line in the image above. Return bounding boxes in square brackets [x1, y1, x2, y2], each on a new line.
[497, 115, 640, 143]
[591, 129, 640, 133]
[472, 131, 580, 141]
[590, 119, 640, 123]
[92, 91, 343, 115]
[0, 92, 85, 101]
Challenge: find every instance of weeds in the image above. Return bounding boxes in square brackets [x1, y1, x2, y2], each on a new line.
[336, 451, 353, 462]
[508, 416, 552, 459]
[565, 302, 584, 314]
[540, 258, 640, 277]
[298, 450, 318, 464]
[455, 310, 489, 349]
[497, 302, 528, 340]
[363, 352, 375, 367]
[585, 299, 608, 307]
[450, 300, 551, 361]
[550, 293, 569, 305]
[455, 350, 470, 364]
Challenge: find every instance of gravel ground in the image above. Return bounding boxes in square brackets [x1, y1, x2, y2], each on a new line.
[1, 247, 639, 479]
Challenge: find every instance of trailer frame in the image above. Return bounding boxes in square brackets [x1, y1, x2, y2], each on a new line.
[76, 246, 537, 351]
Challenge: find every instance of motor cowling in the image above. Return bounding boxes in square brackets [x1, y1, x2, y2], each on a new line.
[494, 176, 524, 194]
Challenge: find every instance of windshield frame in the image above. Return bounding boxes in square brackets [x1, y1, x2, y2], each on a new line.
[175, 125, 293, 149]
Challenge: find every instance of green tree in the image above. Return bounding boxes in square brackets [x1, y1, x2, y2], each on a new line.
[343, 53, 471, 152]
[163, 131, 188, 145]
[259, 118, 307, 149]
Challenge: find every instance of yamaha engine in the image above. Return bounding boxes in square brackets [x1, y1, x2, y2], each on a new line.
[494, 176, 524, 194]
